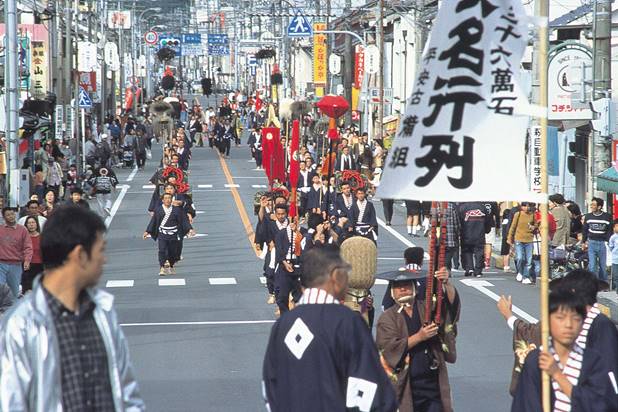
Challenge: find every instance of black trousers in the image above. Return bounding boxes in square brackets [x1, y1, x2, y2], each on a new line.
[255, 150, 262, 168]
[461, 242, 484, 275]
[275, 265, 301, 313]
[221, 139, 231, 156]
[21, 263, 44, 293]
[381, 199, 394, 223]
[158, 238, 180, 267]
[445, 245, 460, 270]
[136, 153, 146, 168]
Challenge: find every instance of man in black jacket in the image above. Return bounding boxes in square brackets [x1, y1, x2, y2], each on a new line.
[458, 202, 492, 277]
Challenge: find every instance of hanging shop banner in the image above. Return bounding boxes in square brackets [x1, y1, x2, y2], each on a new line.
[377, 0, 537, 202]
[108, 11, 131, 29]
[313, 23, 327, 86]
[529, 126, 542, 193]
[19, 37, 31, 90]
[354, 45, 364, 89]
[31, 41, 47, 98]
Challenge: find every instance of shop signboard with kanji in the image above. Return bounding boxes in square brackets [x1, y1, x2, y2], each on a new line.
[312, 23, 327, 86]
[377, 0, 537, 202]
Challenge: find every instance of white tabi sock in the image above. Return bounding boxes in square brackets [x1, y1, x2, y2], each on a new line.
[407, 225, 412, 234]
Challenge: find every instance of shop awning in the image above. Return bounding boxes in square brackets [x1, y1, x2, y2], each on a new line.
[596, 166, 618, 194]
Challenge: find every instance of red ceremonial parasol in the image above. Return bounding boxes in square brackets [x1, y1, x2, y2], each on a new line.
[316, 95, 349, 140]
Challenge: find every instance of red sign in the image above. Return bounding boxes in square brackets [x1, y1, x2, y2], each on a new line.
[354, 45, 364, 89]
[79, 71, 97, 92]
[613, 140, 618, 219]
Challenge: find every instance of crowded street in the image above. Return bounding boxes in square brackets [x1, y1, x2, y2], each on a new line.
[2, 0, 618, 411]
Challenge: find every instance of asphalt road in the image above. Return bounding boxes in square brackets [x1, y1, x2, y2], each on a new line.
[99, 102, 543, 412]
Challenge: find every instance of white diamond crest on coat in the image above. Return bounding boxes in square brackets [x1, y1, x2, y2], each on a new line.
[284, 318, 314, 360]
[346, 377, 377, 412]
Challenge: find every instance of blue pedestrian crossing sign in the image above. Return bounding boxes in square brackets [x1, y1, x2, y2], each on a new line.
[287, 12, 312, 37]
[78, 87, 92, 108]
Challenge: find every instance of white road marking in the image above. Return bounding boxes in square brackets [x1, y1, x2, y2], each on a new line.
[198, 184, 213, 188]
[105, 185, 130, 228]
[209, 277, 238, 285]
[158, 278, 186, 286]
[259, 276, 266, 285]
[252, 184, 268, 188]
[232, 176, 266, 179]
[186, 233, 208, 238]
[376, 218, 430, 260]
[142, 184, 155, 189]
[105, 280, 134, 288]
[224, 183, 240, 188]
[378, 257, 401, 260]
[196, 211, 205, 214]
[121, 320, 276, 327]
[374, 279, 389, 285]
[126, 166, 138, 182]
[459, 279, 538, 323]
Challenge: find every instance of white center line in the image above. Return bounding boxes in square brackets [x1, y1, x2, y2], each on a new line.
[105, 185, 130, 228]
[224, 183, 240, 188]
[126, 166, 138, 182]
[159, 278, 186, 286]
[252, 184, 268, 188]
[106, 280, 134, 288]
[198, 184, 213, 188]
[121, 320, 276, 327]
[209, 277, 238, 285]
[142, 184, 155, 189]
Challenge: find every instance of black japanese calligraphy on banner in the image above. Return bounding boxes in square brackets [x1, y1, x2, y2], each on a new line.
[377, 0, 539, 202]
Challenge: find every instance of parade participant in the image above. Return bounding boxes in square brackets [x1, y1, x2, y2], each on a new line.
[262, 246, 398, 412]
[336, 145, 356, 171]
[376, 264, 460, 412]
[18, 199, 47, 228]
[0, 207, 33, 298]
[67, 187, 91, 209]
[248, 126, 263, 169]
[0, 205, 145, 411]
[89, 167, 117, 217]
[254, 195, 276, 303]
[511, 290, 616, 412]
[381, 247, 426, 311]
[264, 203, 290, 306]
[459, 201, 493, 278]
[582, 197, 612, 282]
[307, 173, 325, 216]
[143, 193, 195, 276]
[335, 180, 354, 219]
[176, 137, 191, 171]
[351, 186, 378, 243]
[498, 269, 618, 405]
[296, 161, 313, 217]
[274, 211, 304, 314]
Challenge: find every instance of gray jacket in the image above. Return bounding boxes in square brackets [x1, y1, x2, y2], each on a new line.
[550, 204, 571, 247]
[0, 283, 145, 412]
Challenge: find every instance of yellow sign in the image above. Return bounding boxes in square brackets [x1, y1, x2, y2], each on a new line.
[313, 23, 327, 89]
[31, 41, 47, 98]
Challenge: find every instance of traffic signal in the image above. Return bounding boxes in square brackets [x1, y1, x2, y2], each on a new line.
[567, 129, 589, 174]
[590, 98, 615, 137]
[160, 38, 180, 48]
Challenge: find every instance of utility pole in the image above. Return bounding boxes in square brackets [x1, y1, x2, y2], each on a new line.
[4, 0, 19, 204]
[377, 0, 384, 141]
[591, 0, 612, 201]
[414, 0, 426, 68]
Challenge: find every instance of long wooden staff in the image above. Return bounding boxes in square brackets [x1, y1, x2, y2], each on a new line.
[425, 202, 438, 325]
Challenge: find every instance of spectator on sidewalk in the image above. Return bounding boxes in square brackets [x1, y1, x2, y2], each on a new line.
[507, 202, 538, 285]
[67, 187, 91, 209]
[582, 197, 612, 282]
[0, 207, 33, 297]
[0, 205, 146, 411]
[608, 219, 618, 292]
[39, 189, 58, 218]
[18, 199, 47, 229]
[549, 193, 571, 247]
[20, 215, 43, 293]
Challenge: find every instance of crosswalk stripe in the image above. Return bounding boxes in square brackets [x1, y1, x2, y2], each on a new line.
[198, 184, 213, 188]
[159, 279, 186, 286]
[224, 183, 240, 188]
[106, 280, 134, 288]
[252, 184, 268, 188]
[209, 277, 238, 285]
[142, 184, 155, 189]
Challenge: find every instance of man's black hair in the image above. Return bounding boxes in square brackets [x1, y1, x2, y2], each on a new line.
[161, 192, 174, 199]
[41, 205, 106, 270]
[26, 200, 39, 208]
[2, 207, 17, 216]
[549, 193, 565, 205]
[307, 213, 323, 230]
[549, 290, 586, 319]
[340, 180, 350, 187]
[592, 197, 604, 209]
[71, 187, 84, 195]
[558, 269, 599, 306]
[301, 245, 345, 288]
[404, 247, 424, 265]
[355, 186, 366, 193]
[275, 204, 288, 212]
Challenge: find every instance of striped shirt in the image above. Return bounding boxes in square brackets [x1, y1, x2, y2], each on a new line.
[582, 211, 612, 242]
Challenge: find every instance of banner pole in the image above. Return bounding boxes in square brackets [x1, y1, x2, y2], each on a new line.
[537, 0, 550, 410]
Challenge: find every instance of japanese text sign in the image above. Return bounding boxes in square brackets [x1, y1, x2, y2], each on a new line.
[378, 0, 538, 202]
[313, 23, 327, 85]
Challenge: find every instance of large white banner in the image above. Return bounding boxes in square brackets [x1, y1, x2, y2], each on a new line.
[377, 0, 539, 202]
